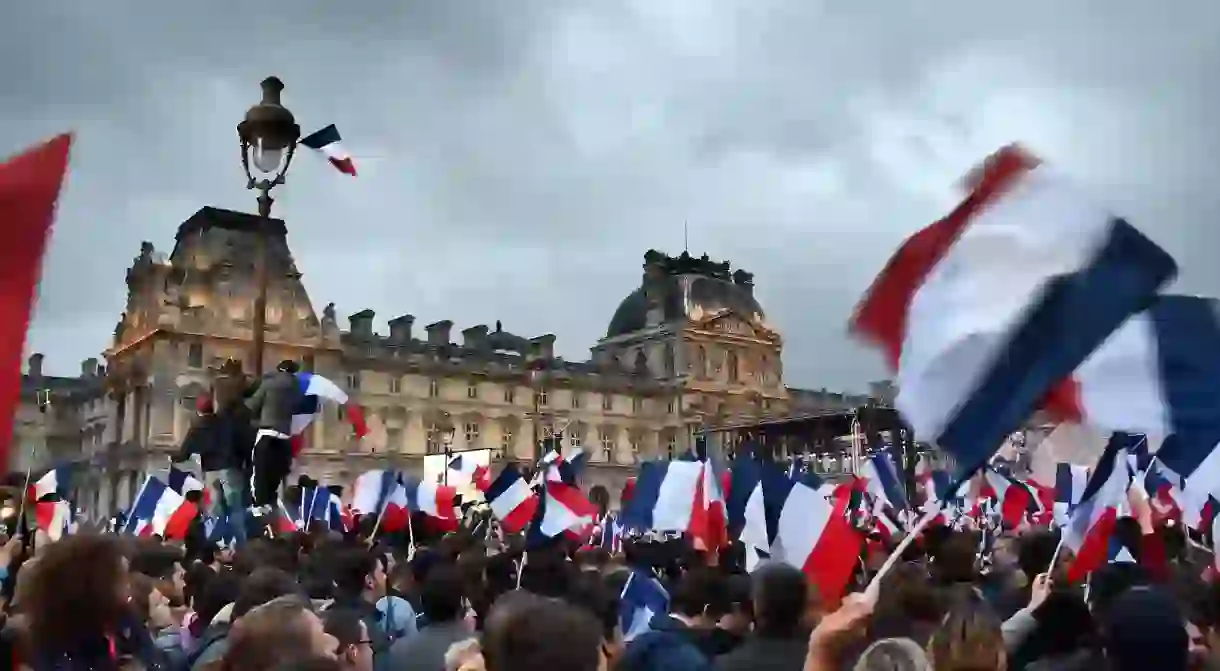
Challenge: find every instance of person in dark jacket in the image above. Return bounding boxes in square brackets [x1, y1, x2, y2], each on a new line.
[327, 548, 392, 671]
[175, 381, 254, 544]
[245, 360, 305, 508]
[715, 564, 809, 671]
[618, 569, 728, 671]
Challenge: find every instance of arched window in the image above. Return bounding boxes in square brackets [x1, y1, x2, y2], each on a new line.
[663, 344, 676, 377]
[727, 350, 739, 383]
[695, 346, 707, 378]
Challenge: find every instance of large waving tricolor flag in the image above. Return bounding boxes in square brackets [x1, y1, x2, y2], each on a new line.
[850, 145, 1177, 479]
[300, 124, 357, 176]
[484, 465, 538, 534]
[0, 134, 72, 476]
[126, 476, 198, 540]
[290, 372, 368, 454]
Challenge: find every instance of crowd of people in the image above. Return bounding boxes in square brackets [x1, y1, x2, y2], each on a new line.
[0, 489, 1216, 671]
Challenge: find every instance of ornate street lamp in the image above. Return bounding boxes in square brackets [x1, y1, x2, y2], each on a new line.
[237, 76, 301, 375]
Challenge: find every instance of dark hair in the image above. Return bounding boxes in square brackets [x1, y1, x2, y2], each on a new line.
[420, 564, 466, 623]
[194, 569, 243, 634]
[184, 560, 216, 609]
[322, 608, 366, 649]
[1016, 529, 1061, 578]
[1033, 590, 1096, 656]
[272, 656, 343, 671]
[566, 573, 619, 641]
[233, 567, 302, 619]
[277, 360, 300, 373]
[25, 534, 128, 655]
[669, 567, 729, 618]
[483, 594, 602, 671]
[332, 547, 378, 596]
[752, 564, 807, 637]
[932, 532, 979, 584]
[129, 543, 184, 579]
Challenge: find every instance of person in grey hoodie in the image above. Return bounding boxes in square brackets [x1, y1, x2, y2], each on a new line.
[244, 360, 304, 508]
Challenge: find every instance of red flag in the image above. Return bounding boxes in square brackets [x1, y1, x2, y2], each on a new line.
[0, 134, 72, 475]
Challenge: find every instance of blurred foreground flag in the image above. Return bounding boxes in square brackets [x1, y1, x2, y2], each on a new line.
[850, 144, 1176, 478]
[0, 134, 73, 476]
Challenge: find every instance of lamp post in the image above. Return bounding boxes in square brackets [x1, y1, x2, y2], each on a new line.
[237, 76, 301, 376]
[442, 428, 455, 486]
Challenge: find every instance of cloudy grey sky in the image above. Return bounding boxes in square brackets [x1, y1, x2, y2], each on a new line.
[3, 1, 1219, 392]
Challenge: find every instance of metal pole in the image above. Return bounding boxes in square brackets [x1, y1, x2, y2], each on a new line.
[251, 184, 273, 376]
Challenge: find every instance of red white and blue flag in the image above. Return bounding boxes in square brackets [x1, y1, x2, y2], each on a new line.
[484, 465, 538, 534]
[300, 124, 357, 176]
[290, 372, 368, 454]
[850, 145, 1177, 479]
[1063, 433, 1137, 582]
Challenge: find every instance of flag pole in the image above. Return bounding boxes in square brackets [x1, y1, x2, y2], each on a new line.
[122, 475, 152, 534]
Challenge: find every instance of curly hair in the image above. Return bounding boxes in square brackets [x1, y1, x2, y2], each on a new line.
[24, 534, 129, 654]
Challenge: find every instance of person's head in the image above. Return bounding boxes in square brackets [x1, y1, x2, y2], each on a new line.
[277, 360, 300, 374]
[233, 567, 303, 619]
[128, 572, 177, 631]
[669, 567, 729, 627]
[323, 608, 374, 671]
[332, 547, 387, 602]
[931, 532, 978, 584]
[196, 393, 215, 416]
[1087, 562, 1152, 621]
[751, 563, 807, 638]
[566, 573, 624, 665]
[483, 593, 603, 671]
[1102, 586, 1188, 671]
[1015, 529, 1060, 580]
[1032, 589, 1095, 656]
[853, 637, 931, 671]
[129, 544, 187, 605]
[926, 597, 1006, 671]
[875, 562, 943, 625]
[195, 569, 243, 631]
[421, 564, 467, 624]
[222, 596, 338, 671]
[445, 639, 485, 671]
[24, 534, 129, 653]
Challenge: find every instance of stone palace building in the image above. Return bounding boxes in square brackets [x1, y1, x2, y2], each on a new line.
[13, 206, 886, 518]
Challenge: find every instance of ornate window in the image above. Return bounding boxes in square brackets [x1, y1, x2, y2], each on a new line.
[629, 437, 642, 463]
[500, 429, 513, 456]
[663, 344, 676, 376]
[632, 397, 642, 413]
[385, 427, 402, 452]
[695, 345, 707, 378]
[503, 386, 515, 404]
[571, 392, 583, 409]
[464, 421, 481, 445]
[535, 389, 548, 406]
[599, 429, 614, 462]
[568, 424, 584, 449]
[602, 394, 613, 411]
[665, 432, 678, 459]
[389, 376, 401, 394]
[667, 399, 676, 415]
[428, 379, 440, 398]
[347, 372, 362, 390]
[727, 351, 739, 383]
[467, 383, 479, 399]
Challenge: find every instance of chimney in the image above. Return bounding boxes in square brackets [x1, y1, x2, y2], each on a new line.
[81, 357, 98, 378]
[462, 325, 489, 350]
[529, 334, 556, 360]
[27, 353, 43, 378]
[347, 309, 376, 338]
[426, 320, 453, 346]
[387, 314, 415, 344]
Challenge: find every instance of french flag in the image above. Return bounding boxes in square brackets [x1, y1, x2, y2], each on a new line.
[127, 476, 198, 540]
[168, 466, 211, 508]
[351, 470, 412, 533]
[290, 372, 368, 455]
[484, 465, 538, 534]
[300, 124, 357, 176]
[1063, 434, 1136, 582]
[980, 469, 1038, 528]
[403, 476, 458, 531]
[272, 499, 300, 534]
[620, 460, 703, 534]
[448, 454, 491, 492]
[756, 468, 864, 603]
[1054, 463, 1090, 526]
[850, 145, 1177, 478]
[1062, 296, 1220, 517]
[34, 500, 72, 541]
[859, 452, 908, 512]
[30, 466, 70, 501]
[543, 446, 589, 486]
[689, 460, 728, 552]
[527, 481, 597, 543]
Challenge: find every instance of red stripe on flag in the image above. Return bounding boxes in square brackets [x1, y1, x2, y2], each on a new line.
[848, 145, 1037, 368]
[329, 157, 357, 176]
[0, 134, 72, 476]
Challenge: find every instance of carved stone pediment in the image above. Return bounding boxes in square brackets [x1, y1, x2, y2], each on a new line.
[694, 311, 775, 342]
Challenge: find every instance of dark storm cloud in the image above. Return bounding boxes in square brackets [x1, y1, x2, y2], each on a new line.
[3, 1, 1219, 392]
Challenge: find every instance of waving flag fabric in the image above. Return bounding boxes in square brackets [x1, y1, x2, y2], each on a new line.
[1064, 434, 1136, 582]
[290, 372, 368, 454]
[620, 570, 669, 642]
[448, 454, 492, 491]
[527, 482, 597, 544]
[1054, 463, 1090, 526]
[300, 124, 357, 176]
[402, 476, 458, 529]
[484, 465, 538, 533]
[168, 466, 211, 507]
[0, 134, 72, 476]
[860, 452, 908, 512]
[620, 460, 702, 533]
[31, 466, 70, 501]
[850, 145, 1177, 478]
[127, 476, 198, 540]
